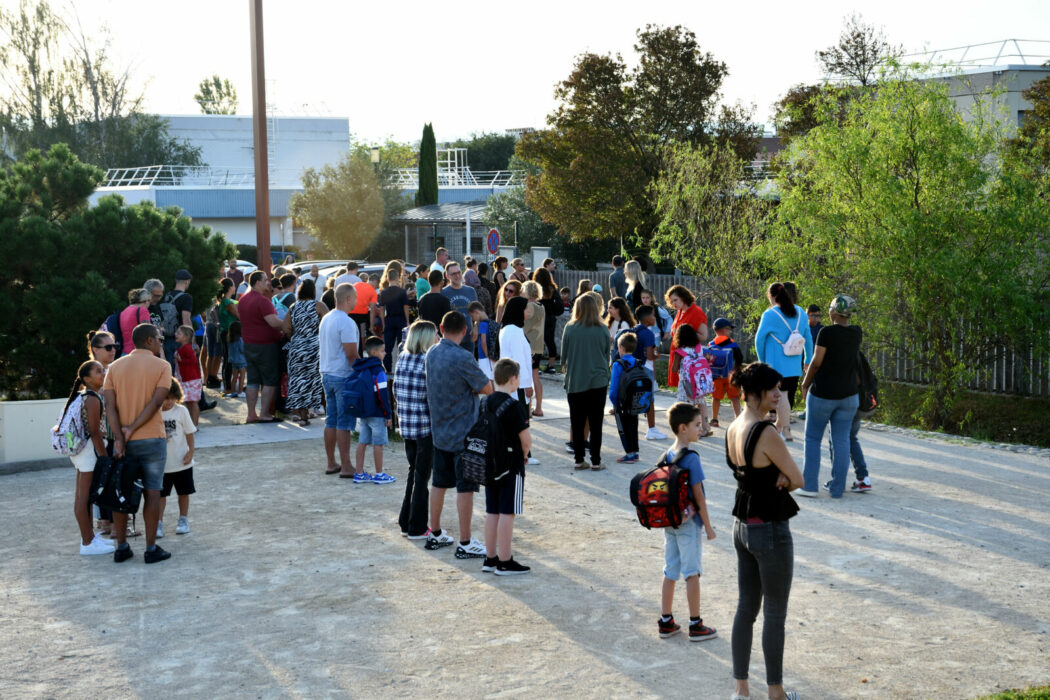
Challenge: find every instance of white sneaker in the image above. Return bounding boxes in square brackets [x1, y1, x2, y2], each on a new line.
[527, 456, 540, 465]
[175, 516, 190, 535]
[95, 534, 115, 546]
[796, 489, 819, 498]
[80, 536, 115, 556]
[455, 537, 487, 559]
[646, 427, 668, 441]
[424, 528, 455, 550]
[156, 521, 164, 539]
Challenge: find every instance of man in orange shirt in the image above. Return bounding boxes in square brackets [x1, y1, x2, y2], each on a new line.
[103, 323, 173, 564]
[350, 272, 378, 340]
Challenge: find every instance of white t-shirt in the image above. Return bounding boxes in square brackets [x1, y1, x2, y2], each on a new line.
[498, 325, 534, 389]
[299, 273, 326, 299]
[334, 273, 362, 288]
[162, 403, 197, 473]
[318, 308, 359, 377]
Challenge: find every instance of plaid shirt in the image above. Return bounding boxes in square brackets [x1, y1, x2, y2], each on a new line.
[394, 351, 431, 439]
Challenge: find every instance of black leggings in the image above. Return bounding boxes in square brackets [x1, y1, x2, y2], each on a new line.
[567, 386, 606, 465]
[543, 315, 558, 359]
[780, 375, 799, 409]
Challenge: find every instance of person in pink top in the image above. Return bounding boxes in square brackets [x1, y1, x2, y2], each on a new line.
[119, 289, 152, 355]
[237, 271, 285, 423]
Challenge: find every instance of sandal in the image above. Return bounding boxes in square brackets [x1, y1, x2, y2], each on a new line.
[531, 409, 544, 417]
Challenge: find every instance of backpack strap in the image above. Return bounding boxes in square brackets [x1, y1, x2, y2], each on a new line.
[743, 421, 775, 469]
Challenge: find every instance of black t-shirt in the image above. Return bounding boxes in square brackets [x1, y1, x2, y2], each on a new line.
[418, 291, 452, 327]
[379, 286, 410, 320]
[812, 324, 863, 400]
[321, 289, 335, 312]
[495, 393, 529, 476]
[172, 291, 193, 320]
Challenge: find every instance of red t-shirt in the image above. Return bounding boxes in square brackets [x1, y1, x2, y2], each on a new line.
[238, 291, 283, 345]
[668, 303, 708, 387]
[176, 343, 202, 381]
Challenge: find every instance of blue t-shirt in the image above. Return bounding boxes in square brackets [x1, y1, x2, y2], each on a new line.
[631, 323, 656, 366]
[476, 319, 490, 359]
[667, 447, 706, 526]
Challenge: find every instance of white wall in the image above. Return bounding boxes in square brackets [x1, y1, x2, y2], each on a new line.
[0, 399, 68, 465]
[193, 217, 289, 248]
[88, 186, 157, 207]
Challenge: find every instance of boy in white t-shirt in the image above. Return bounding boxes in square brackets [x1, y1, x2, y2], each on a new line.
[158, 380, 196, 537]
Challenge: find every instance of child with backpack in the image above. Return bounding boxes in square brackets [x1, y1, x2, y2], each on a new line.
[657, 402, 716, 641]
[346, 336, 396, 484]
[631, 305, 668, 441]
[610, 332, 650, 464]
[482, 358, 532, 575]
[704, 318, 745, 427]
[468, 301, 499, 380]
[158, 380, 196, 538]
[174, 325, 202, 426]
[224, 321, 246, 398]
[56, 360, 115, 556]
[671, 324, 714, 437]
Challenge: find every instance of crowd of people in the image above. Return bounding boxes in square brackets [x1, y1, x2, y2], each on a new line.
[56, 249, 872, 699]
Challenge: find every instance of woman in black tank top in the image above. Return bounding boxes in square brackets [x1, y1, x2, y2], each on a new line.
[725, 363, 804, 700]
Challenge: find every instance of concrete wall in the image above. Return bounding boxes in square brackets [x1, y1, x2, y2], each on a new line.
[0, 399, 69, 467]
[192, 217, 289, 248]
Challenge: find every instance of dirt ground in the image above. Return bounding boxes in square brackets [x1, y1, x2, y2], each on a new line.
[1, 381, 1048, 699]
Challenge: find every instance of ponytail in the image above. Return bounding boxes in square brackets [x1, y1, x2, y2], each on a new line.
[59, 360, 100, 424]
[768, 282, 796, 317]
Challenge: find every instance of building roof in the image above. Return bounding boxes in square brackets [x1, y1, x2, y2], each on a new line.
[393, 201, 489, 225]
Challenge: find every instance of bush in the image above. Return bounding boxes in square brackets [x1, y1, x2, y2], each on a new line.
[0, 144, 234, 399]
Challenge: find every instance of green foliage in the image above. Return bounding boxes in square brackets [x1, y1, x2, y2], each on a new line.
[415, 123, 438, 206]
[195, 75, 239, 115]
[772, 84, 857, 147]
[0, 0, 201, 169]
[0, 144, 233, 399]
[447, 132, 517, 171]
[1010, 73, 1050, 168]
[977, 686, 1050, 700]
[816, 13, 901, 86]
[517, 25, 759, 248]
[288, 153, 387, 259]
[766, 72, 1050, 428]
[650, 141, 772, 321]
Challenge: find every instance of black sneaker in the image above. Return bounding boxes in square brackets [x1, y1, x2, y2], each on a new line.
[688, 619, 718, 642]
[205, 376, 222, 389]
[144, 545, 171, 564]
[494, 558, 531, 575]
[658, 616, 681, 638]
[113, 545, 134, 563]
[482, 556, 498, 573]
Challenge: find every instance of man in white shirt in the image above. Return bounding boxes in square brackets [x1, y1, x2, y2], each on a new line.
[335, 261, 362, 288]
[429, 247, 450, 272]
[299, 264, 327, 299]
[318, 283, 360, 477]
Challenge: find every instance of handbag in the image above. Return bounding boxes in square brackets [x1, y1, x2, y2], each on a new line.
[89, 455, 143, 514]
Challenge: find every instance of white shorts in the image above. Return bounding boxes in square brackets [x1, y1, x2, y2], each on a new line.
[478, 358, 494, 380]
[70, 447, 99, 472]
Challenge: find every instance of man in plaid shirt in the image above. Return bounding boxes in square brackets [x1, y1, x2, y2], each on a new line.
[394, 321, 437, 539]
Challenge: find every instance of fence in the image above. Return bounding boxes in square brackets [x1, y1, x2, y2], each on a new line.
[553, 269, 1050, 398]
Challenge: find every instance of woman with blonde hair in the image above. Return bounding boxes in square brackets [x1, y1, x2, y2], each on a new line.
[521, 281, 546, 422]
[624, 259, 647, 312]
[394, 320, 439, 539]
[560, 293, 610, 471]
[495, 279, 522, 323]
[510, 257, 528, 283]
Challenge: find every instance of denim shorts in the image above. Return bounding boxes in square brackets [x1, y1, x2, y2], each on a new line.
[664, 517, 703, 580]
[322, 374, 357, 432]
[125, 438, 167, 491]
[358, 416, 388, 445]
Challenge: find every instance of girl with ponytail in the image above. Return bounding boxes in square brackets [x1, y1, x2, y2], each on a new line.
[66, 360, 115, 556]
[754, 282, 814, 440]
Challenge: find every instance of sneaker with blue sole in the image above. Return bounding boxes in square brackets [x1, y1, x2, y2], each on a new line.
[371, 472, 396, 484]
[352, 472, 373, 484]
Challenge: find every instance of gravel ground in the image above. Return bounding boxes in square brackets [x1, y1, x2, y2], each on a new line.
[1, 382, 1048, 699]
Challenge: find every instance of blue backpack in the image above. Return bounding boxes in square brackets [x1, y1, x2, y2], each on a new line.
[704, 340, 737, 379]
[343, 367, 384, 418]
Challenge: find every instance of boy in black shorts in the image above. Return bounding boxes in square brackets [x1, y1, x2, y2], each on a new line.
[482, 358, 532, 575]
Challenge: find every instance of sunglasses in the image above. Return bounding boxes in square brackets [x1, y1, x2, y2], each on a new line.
[94, 343, 117, 352]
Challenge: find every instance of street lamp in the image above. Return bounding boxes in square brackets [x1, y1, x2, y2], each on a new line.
[370, 146, 380, 165]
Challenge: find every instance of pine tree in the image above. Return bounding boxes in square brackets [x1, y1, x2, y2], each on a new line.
[415, 123, 438, 206]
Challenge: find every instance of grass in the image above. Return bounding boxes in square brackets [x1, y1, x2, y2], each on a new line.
[977, 686, 1050, 699]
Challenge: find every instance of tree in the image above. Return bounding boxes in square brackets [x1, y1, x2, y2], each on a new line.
[517, 25, 759, 248]
[0, 144, 233, 399]
[447, 132, 517, 171]
[0, 0, 201, 169]
[350, 138, 414, 261]
[771, 84, 857, 146]
[195, 75, 238, 115]
[288, 154, 386, 258]
[817, 13, 901, 87]
[1010, 72, 1050, 167]
[765, 72, 1050, 428]
[650, 142, 773, 320]
[415, 123, 438, 206]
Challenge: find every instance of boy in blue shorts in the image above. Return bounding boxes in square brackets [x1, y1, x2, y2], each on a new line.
[351, 336, 396, 484]
[658, 401, 717, 641]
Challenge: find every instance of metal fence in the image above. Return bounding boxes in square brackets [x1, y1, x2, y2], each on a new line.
[553, 269, 1050, 398]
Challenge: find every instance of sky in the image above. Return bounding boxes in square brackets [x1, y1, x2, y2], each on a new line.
[4, 0, 1050, 144]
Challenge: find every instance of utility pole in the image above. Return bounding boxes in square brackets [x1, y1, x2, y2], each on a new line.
[249, 0, 271, 273]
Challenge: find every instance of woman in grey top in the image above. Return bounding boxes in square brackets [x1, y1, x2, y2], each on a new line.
[561, 294, 611, 471]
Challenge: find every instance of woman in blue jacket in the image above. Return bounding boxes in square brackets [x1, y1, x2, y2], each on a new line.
[754, 282, 813, 441]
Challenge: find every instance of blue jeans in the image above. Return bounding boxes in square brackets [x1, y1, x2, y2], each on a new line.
[803, 393, 859, 496]
[124, 438, 167, 491]
[828, 411, 868, 481]
[322, 373, 357, 432]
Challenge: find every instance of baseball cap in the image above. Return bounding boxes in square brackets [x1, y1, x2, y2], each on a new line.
[175, 269, 193, 281]
[830, 294, 857, 316]
[713, 317, 734, 330]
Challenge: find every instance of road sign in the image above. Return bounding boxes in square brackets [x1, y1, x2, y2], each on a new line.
[487, 228, 500, 255]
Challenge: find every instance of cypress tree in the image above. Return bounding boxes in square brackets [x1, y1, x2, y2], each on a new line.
[415, 123, 438, 206]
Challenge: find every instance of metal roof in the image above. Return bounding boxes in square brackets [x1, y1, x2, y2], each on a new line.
[393, 201, 489, 224]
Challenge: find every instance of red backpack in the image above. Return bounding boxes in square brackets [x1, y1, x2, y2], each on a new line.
[628, 449, 698, 529]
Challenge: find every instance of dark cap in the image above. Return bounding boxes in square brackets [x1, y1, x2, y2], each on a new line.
[175, 269, 193, 281]
[713, 317, 734, 330]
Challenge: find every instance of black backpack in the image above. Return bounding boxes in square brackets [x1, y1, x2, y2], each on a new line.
[481, 319, 501, 363]
[461, 393, 516, 486]
[89, 455, 143, 515]
[616, 358, 654, 416]
[102, 310, 124, 359]
[857, 351, 878, 417]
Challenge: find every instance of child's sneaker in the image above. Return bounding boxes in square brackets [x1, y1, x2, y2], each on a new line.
[175, 516, 190, 535]
[352, 472, 373, 484]
[851, 477, 872, 493]
[645, 427, 668, 441]
[494, 558, 531, 575]
[658, 616, 681, 638]
[482, 556, 499, 573]
[424, 528, 455, 550]
[689, 619, 718, 642]
[616, 454, 639, 463]
[455, 538, 487, 559]
[371, 472, 396, 484]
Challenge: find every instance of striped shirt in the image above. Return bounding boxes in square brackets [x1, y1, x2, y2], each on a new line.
[394, 351, 430, 439]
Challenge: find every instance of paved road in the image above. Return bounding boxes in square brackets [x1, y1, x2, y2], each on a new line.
[1, 381, 1047, 698]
